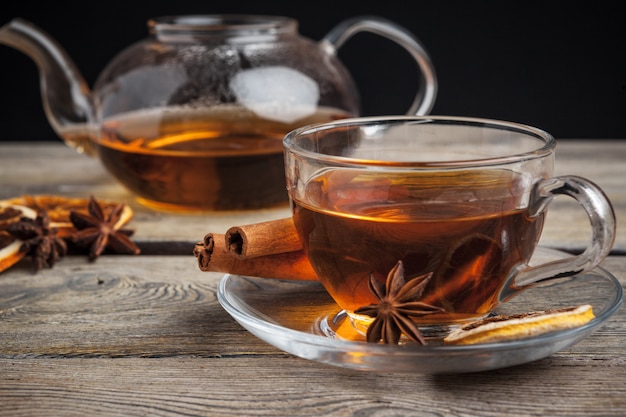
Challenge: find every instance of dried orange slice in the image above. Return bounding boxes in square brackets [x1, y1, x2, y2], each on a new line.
[0, 204, 38, 272]
[443, 304, 595, 345]
[0, 195, 133, 235]
[0, 195, 135, 273]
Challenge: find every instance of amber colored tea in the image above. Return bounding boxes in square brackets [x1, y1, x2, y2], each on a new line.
[292, 169, 545, 324]
[94, 106, 351, 212]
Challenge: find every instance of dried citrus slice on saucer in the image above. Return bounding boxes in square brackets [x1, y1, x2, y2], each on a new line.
[443, 304, 595, 345]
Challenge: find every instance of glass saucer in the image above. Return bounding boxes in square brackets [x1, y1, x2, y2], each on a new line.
[217, 247, 623, 374]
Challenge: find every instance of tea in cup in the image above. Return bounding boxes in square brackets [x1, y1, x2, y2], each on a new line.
[283, 116, 615, 331]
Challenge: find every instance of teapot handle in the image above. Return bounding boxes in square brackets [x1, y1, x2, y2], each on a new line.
[320, 16, 437, 116]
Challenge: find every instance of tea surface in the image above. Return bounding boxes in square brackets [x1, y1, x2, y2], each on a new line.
[96, 106, 351, 211]
[292, 169, 545, 323]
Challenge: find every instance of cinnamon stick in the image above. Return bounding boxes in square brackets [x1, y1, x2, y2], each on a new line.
[225, 217, 302, 258]
[193, 232, 318, 281]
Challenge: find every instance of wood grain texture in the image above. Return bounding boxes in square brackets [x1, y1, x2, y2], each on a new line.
[0, 257, 261, 357]
[1, 141, 624, 253]
[1, 141, 625, 416]
[1, 355, 625, 417]
[0, 255, 624, 416]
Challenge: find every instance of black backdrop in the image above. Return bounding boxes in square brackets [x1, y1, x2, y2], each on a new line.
[1, 0, 624, 142]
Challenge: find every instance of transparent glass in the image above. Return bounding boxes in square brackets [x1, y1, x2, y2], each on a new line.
[284, 116, 616, 325]
[217, 248, 623, 373]
[0, 15, 437, 212]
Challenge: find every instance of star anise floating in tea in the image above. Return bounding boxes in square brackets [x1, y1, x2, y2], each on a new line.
[5, 210, 67, 271]
[354, 261, 444, 345]
[69, 196, 141, 261]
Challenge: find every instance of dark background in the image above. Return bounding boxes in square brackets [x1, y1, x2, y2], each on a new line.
[0, 0, 624, 142]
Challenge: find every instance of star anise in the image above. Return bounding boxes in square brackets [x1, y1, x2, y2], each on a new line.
[69, 196, 140, 261]
[354, 261, 444, 345]
[6, 210, 67, 271]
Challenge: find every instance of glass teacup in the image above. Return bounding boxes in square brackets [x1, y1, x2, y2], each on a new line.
[283, 116, 616, 335]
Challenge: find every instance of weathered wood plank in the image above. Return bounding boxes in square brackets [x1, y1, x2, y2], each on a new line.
[0, 255, 623, 357]
[0, 256, 269, 357]
[1, 354, 625, 417]
[1, 141, 624, 253]
[1, 141, 625, 417]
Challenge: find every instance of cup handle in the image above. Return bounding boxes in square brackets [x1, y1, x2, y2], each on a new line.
[320, 16, 438, 116]
[508, 175, 616, 295]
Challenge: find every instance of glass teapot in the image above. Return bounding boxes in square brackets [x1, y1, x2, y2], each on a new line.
[0, 15, 437, 212]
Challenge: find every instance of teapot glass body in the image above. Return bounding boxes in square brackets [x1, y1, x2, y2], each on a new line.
[0, 15, 437, 212]
[92, 15, 363, 211]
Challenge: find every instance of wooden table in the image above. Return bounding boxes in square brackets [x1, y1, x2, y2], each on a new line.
[1, 140, 625, 416]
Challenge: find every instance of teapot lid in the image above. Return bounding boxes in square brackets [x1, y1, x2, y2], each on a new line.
[148, 15, 298, 40]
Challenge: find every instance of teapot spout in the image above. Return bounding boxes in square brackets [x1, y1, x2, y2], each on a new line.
[0, 18, 96, 155]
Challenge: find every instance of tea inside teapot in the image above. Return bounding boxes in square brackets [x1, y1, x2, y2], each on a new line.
[97, 105, 352, 211]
